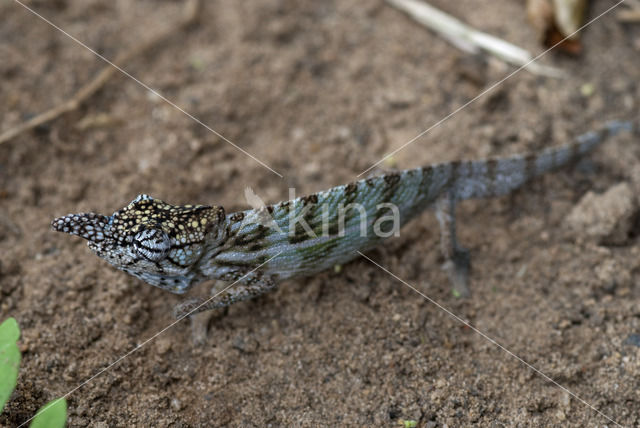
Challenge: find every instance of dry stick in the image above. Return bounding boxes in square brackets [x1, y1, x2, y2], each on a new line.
[0, 0, 200, 145]
[617, 9, 640, 22]
[617, 0, 640, 22]
[385, 0, 565, 78]
[624, 0, 640, 9]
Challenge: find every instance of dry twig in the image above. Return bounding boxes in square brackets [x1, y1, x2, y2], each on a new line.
[385, 0, 565, 78]
[0, 0, 201, 145]
[617, 9, 640, 23]
[617, 0, 640, 22]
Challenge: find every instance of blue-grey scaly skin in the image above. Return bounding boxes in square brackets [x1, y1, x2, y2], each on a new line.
[51, 120, 636, 313]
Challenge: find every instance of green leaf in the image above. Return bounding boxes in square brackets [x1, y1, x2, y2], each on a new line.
[0, 317, 21, 412]
[0, 317, 20, 344]
[30, 398, 67, 428]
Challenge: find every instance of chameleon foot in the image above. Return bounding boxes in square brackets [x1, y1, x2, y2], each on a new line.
[189, 311, 213, 345]
[442, 246, 471, 298]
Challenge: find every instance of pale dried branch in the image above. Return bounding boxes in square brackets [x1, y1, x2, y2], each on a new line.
[386, 0, 565, 78]
[0, 0, 201, 145]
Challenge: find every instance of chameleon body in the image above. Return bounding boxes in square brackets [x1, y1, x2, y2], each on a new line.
[52, 120, 635, 316]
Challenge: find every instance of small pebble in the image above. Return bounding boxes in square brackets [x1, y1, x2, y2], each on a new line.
[564, 183, 636, 244]
[232, 335, 259, 353]
[156, 338, 172, 355]
[623, 334, 640, 348]
[171, 398, 182, 411]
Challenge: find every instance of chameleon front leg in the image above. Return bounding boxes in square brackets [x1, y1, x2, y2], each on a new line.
[173, 276, 278, 319]
[435, 190, 471, 297]
[183, 280, 229, 344]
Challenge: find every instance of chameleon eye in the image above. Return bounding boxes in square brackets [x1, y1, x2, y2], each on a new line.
[133, 228, 171, 262]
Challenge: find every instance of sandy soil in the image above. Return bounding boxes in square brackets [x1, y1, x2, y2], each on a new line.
[1, 0, 640, 426]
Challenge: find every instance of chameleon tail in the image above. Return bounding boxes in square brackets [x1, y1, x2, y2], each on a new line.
[433, 119, 635, 297]
[525, 120, 635, 181]
[453, 120, 636, 201]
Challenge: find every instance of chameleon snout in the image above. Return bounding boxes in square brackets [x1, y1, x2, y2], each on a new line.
[51, 212, 110, 243]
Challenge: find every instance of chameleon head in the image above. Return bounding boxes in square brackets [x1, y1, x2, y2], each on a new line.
[51, 194, 227, 294]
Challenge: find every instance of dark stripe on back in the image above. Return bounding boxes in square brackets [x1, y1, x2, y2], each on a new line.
[486, 158, 498, 196]
[380, 172, 402, 204]
[570, 140, 581, 163]
[288, 195, 322, 244]
[420, 165, 433, 193]
[523, 154, 536, 183]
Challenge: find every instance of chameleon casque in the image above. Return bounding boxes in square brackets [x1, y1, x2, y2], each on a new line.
[52, 120, 636, 317]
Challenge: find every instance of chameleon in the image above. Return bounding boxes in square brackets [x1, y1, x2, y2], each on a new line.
[52, 120, 636, 317]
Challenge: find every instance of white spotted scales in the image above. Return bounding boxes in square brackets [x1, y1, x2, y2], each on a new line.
[52, 120, 636, 317]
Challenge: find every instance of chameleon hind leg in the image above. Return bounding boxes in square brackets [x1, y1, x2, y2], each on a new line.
[435, 191, 471, 297]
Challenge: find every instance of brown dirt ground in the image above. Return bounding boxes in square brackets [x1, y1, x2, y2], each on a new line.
[2, 0, 640, 426]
